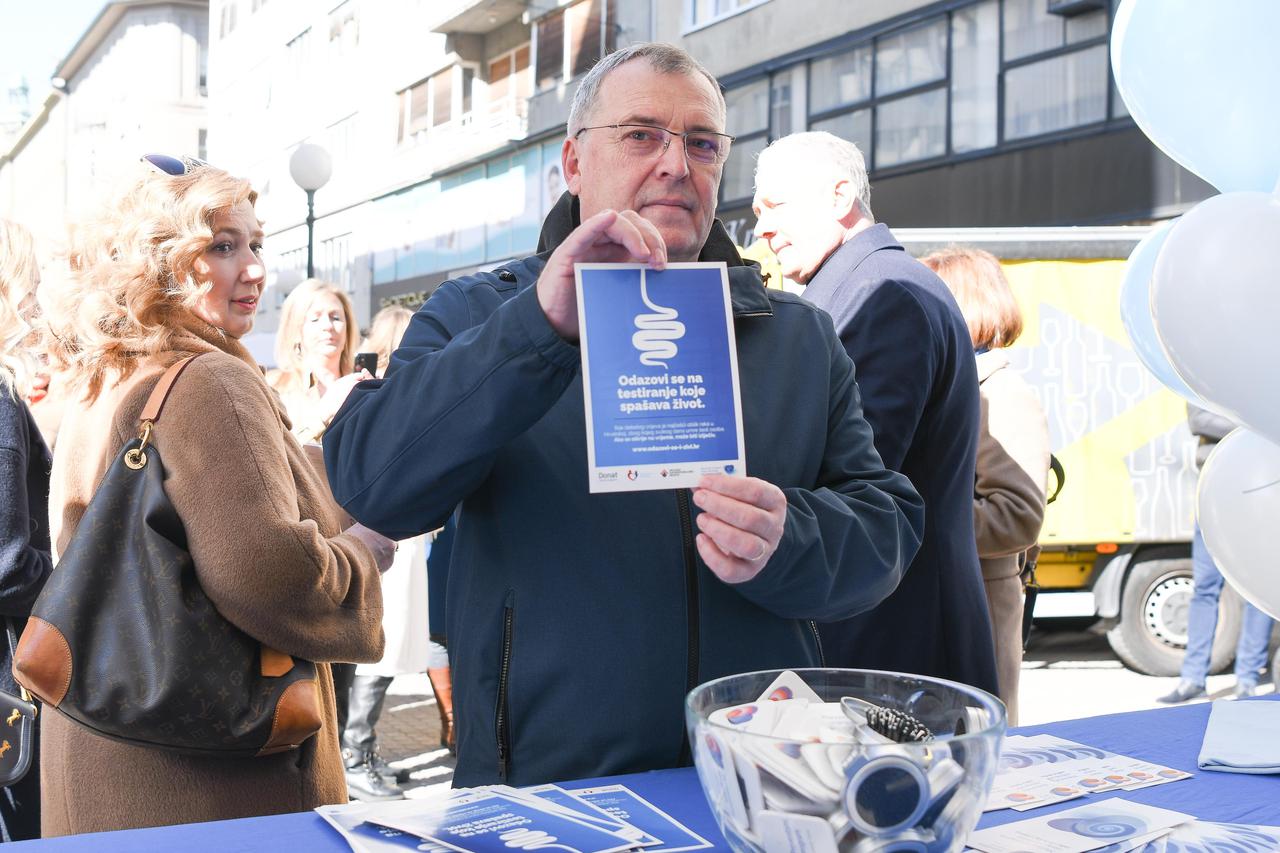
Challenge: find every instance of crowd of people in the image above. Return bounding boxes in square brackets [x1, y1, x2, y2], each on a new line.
[0, 41, 1059, 840]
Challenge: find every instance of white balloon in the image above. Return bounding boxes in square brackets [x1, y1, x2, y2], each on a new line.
[1198, 429, 1280, 622]
[1151, 192, 1280, 445]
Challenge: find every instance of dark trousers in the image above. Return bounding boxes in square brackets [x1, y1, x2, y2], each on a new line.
[332, 662, 357, 735]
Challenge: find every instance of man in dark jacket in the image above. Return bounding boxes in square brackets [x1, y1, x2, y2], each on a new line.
[753, 132, 998, 695]
[325, 44, 924, 787]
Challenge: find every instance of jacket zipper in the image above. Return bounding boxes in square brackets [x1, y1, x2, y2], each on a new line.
[676, 489, 699, 765]
[808, 620, 826, 667]
[495, 594, 514, 781]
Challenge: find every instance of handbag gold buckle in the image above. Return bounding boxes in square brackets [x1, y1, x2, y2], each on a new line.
[124, 420, 153, 470]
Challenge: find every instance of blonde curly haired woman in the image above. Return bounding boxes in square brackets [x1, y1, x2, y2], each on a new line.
[38, 156, 394, 835]
[267, 279, 367, 445]
[0, 218, 53, 840]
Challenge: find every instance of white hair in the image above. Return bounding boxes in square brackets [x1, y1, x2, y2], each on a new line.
[757, 131, 874, 221]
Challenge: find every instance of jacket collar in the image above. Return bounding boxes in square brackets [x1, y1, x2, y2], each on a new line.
[804, 223, 904, 306]
[535, 191, 772, 317]
[169, 311, 261, 372]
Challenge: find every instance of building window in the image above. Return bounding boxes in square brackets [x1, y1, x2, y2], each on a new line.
[874, 18, 946, 96]
[951, 0, 998, 152]
[328, 1, 359, 56]
[875, 88, 947, 168]
[397, 65, 477, 143]
[533, 0, 616, 91]
[685, 0, 772, 31]
[718, 0, 1121, 187]
[1004, 44, 1108, 140]
[720, 79, 768, 202]
[319, 233, 354, 294]
[285, 28, 312, 85]
[219, 1, 238, 37]
[489, 44, 532, 115]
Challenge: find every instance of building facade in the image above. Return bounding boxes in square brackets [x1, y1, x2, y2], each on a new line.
[208, 0, 1211, 348]
[0, 0, 209, 250]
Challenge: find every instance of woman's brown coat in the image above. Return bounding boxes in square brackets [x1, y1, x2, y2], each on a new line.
[40, 318, 384, 836]
[973, 350, 1050, 726]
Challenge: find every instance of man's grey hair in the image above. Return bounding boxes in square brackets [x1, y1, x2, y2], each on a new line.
[757, 131, 874, 222]
[567, 42, 726, 136]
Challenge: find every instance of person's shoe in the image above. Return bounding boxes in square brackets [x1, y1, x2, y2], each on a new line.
[1157, 680, 1206, 704]
[344, 756, 405, 802]
[343, 746, 409, 783]
[367, 749, 411, 784]
[1233, 682, 1258, 700]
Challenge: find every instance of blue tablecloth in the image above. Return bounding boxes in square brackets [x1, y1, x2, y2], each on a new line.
[12, 696, 1280, 850]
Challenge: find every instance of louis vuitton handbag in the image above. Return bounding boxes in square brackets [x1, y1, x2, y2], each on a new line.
[12, 354, 323, 757]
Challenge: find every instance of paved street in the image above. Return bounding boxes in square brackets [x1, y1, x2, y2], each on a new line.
[375, 624, 1277, 797]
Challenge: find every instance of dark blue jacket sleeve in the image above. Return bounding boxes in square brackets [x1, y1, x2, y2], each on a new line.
[0, 408, 53, 618]
[833, 280, 936, 471]
[324, 280, 581, 539]
[730, 324, 925, 621]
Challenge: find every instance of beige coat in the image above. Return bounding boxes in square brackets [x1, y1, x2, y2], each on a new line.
[974, 350, 1050, 725]
[41, 316, 384, 837]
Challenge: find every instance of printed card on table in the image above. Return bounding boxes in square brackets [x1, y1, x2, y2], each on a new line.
[575, 263, 746, 493]
[966, 798, 1193, 853]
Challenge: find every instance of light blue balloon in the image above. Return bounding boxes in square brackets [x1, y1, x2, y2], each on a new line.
[1119, 219, 1209, 407]
[1112, 0, 1280, 194]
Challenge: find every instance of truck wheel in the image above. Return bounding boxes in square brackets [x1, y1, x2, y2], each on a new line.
[1106, 557, 1242, 676]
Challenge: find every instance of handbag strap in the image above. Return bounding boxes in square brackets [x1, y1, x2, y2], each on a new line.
[132, 354, 298, 679]
[140, 354, 204, 426]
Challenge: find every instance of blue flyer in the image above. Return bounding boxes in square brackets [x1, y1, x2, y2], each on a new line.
[370, 790, 635, 853]
[575, 263, 746, 493]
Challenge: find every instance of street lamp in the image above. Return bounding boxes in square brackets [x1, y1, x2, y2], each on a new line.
[289, 142, 332, 278]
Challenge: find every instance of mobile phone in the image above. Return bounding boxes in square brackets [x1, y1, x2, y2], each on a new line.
[354, 352, 378, 375]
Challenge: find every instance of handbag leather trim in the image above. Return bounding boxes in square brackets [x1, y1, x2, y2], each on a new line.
[12, 616, 72, 707]
[259, 646, 295, 677]
[257, 678, 322, 756]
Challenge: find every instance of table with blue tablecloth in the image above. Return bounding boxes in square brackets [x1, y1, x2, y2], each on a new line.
[12, 696, 1280, 851]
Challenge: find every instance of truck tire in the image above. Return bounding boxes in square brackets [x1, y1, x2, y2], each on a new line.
[1106, 557, 1241, 676]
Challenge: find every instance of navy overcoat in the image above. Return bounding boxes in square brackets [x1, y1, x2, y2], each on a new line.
[808, 224, 999, 696]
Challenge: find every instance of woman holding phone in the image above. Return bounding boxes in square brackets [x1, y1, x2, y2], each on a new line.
[267, 279, 368, 444]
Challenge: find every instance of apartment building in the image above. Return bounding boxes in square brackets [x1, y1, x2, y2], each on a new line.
[209, 0, 1211, 339]
[0, 0, 209, 249]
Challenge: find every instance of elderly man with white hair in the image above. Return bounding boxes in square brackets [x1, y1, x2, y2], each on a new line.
[753, 131, 998, 696]
[326, 48, 925, 787]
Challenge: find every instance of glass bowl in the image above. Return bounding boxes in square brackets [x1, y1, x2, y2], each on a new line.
[685, 668, 1006, 852]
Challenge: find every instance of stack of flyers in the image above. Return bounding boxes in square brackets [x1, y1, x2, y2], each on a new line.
[985, 735, 1192, 812]
[966, 798, 1195, 853]
[317, 784, 712, 853]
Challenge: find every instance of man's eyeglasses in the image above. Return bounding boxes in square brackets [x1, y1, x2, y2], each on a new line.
[141, 153, 210, 176]
[575, 124, 735, 166]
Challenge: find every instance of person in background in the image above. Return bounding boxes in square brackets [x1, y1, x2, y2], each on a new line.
[341, 305, 423, 801]
[268, 279, 368, 444]
[37, 157, 393, 836]
[1159, 404, 1275, 703]
[0, 219, 54, 841]
[267, 278, 372, 746]
[922, 247, 1050, 725]
[753, 132, 997, 695]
